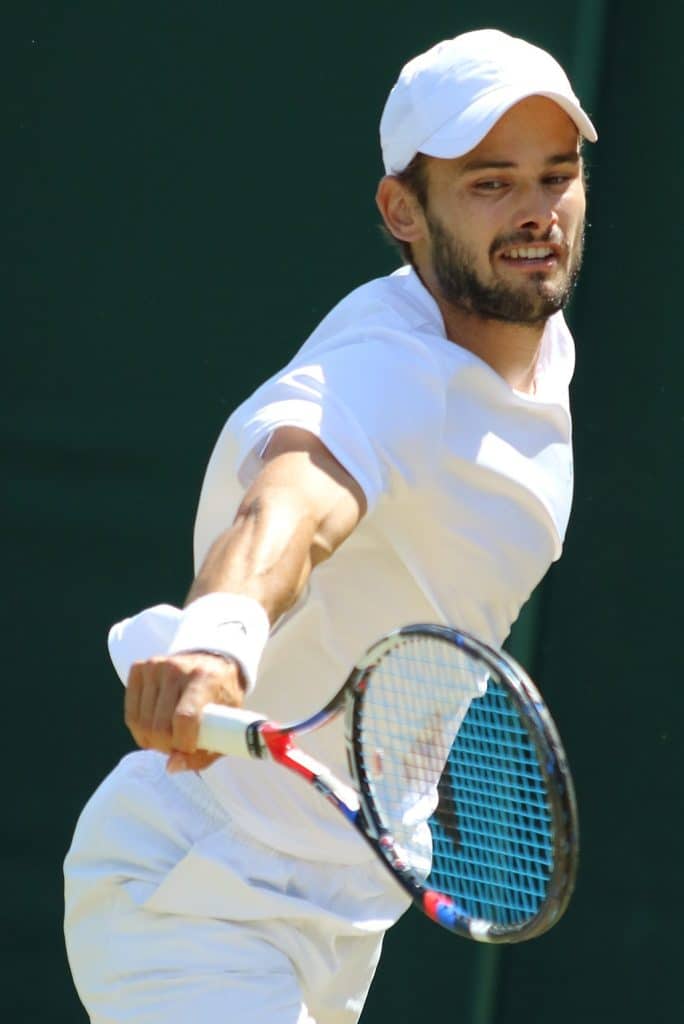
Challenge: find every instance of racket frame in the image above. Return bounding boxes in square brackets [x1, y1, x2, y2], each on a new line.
[344, 624, 579, 942]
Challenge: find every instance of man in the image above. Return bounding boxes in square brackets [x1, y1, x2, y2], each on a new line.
[64, 28, 596, 1024]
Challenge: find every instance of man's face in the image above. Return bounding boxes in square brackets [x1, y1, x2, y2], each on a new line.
[415, 96, 587, 324]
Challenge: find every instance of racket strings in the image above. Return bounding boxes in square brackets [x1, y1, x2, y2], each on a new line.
[355, 635, 554, 926]
[356, 636, 486, 873]
[433, 689, 553, 922]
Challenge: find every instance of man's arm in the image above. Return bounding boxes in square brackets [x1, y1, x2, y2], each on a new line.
[124, 426, 367, 772]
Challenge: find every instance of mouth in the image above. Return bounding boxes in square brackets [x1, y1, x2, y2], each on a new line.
[497, 244, 561, 273]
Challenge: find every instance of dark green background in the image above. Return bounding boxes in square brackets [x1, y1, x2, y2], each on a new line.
[9, 2, 682, 1020]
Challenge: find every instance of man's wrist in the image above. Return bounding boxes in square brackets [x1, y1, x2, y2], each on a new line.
[167, 593, 270, 695]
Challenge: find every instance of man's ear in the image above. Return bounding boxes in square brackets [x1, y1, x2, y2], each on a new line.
[375, 176, 426, 245]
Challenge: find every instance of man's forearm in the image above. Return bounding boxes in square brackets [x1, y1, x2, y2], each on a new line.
[186, 484, 320, 625]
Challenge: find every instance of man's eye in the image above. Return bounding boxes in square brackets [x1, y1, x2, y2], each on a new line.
[475, 180, 506, 191]
[544, 175, 571, 186]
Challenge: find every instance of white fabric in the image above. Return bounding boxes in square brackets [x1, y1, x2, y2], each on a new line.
[187, 263, 575, 863]
[65, 752, 395, 1024]
[380, 29, 597, 174]
[167, 592, 270, 693]
[107, 603, 182, 683]
[108, 595, 270, 695]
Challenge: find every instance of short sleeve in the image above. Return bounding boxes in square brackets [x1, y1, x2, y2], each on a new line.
[228, 330, 445, 512]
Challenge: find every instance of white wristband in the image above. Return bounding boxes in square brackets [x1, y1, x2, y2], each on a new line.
[167, 593, 270, 694]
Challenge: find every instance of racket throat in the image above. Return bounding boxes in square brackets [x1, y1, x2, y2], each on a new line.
[259, 725, 361, 817]
[259, 724, 296, 763]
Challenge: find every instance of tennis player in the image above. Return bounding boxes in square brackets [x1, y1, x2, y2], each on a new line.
[65, 29, 596, 1023]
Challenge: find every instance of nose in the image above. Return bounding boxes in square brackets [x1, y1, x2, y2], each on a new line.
[513, 186, 559, 235]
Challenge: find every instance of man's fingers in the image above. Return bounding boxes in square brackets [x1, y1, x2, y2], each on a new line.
[152, 672, 185, 737]
[171, 675, 211, 753]
[125, 663, 158, 749]
[124, 658, 181, 753]
[170, 654, 245, 753]
[137, 668, 161, 735]
[124, 663, 143, 727]
[166, 749, 222, 774]
[123, 652, 245, 762]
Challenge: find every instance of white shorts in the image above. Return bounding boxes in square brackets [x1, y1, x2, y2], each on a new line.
[64, 751, 409, 1024]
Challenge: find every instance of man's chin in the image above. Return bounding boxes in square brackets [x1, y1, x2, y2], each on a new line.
[481, 285, 569, 324]
[433, 256, 576, 324]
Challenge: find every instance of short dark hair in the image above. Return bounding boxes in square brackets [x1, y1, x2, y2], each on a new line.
[381, 152, 429, 267]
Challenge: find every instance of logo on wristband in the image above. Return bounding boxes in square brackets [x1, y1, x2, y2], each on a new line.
[217, 620, 248, 635]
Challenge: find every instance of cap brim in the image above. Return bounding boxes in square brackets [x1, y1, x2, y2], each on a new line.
[420, 85, 598, 161]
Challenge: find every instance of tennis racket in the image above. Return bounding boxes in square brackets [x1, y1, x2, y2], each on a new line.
[197, 623, 578, 943]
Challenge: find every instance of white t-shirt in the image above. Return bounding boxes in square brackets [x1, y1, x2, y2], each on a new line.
[189, 264, 575, 862]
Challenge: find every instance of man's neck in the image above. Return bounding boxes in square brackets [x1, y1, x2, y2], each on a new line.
[435, 294, 546, 395]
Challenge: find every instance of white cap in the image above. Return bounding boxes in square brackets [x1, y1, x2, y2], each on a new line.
[380, 29, 598, 174]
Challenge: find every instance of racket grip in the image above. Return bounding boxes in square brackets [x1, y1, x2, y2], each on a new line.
[197, 704, 266, 758]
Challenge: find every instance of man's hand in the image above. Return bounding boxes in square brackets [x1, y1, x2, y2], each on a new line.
[124, 652, 245, 773]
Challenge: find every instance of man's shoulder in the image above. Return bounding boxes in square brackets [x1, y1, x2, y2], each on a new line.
[337, 264, 433, 319]
[299, 265, 443, 355]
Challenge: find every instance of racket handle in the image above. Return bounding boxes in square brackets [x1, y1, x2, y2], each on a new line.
[198, 704, 266, 758]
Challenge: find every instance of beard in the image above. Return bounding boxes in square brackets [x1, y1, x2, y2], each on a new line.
[426, 211, 585, 325]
